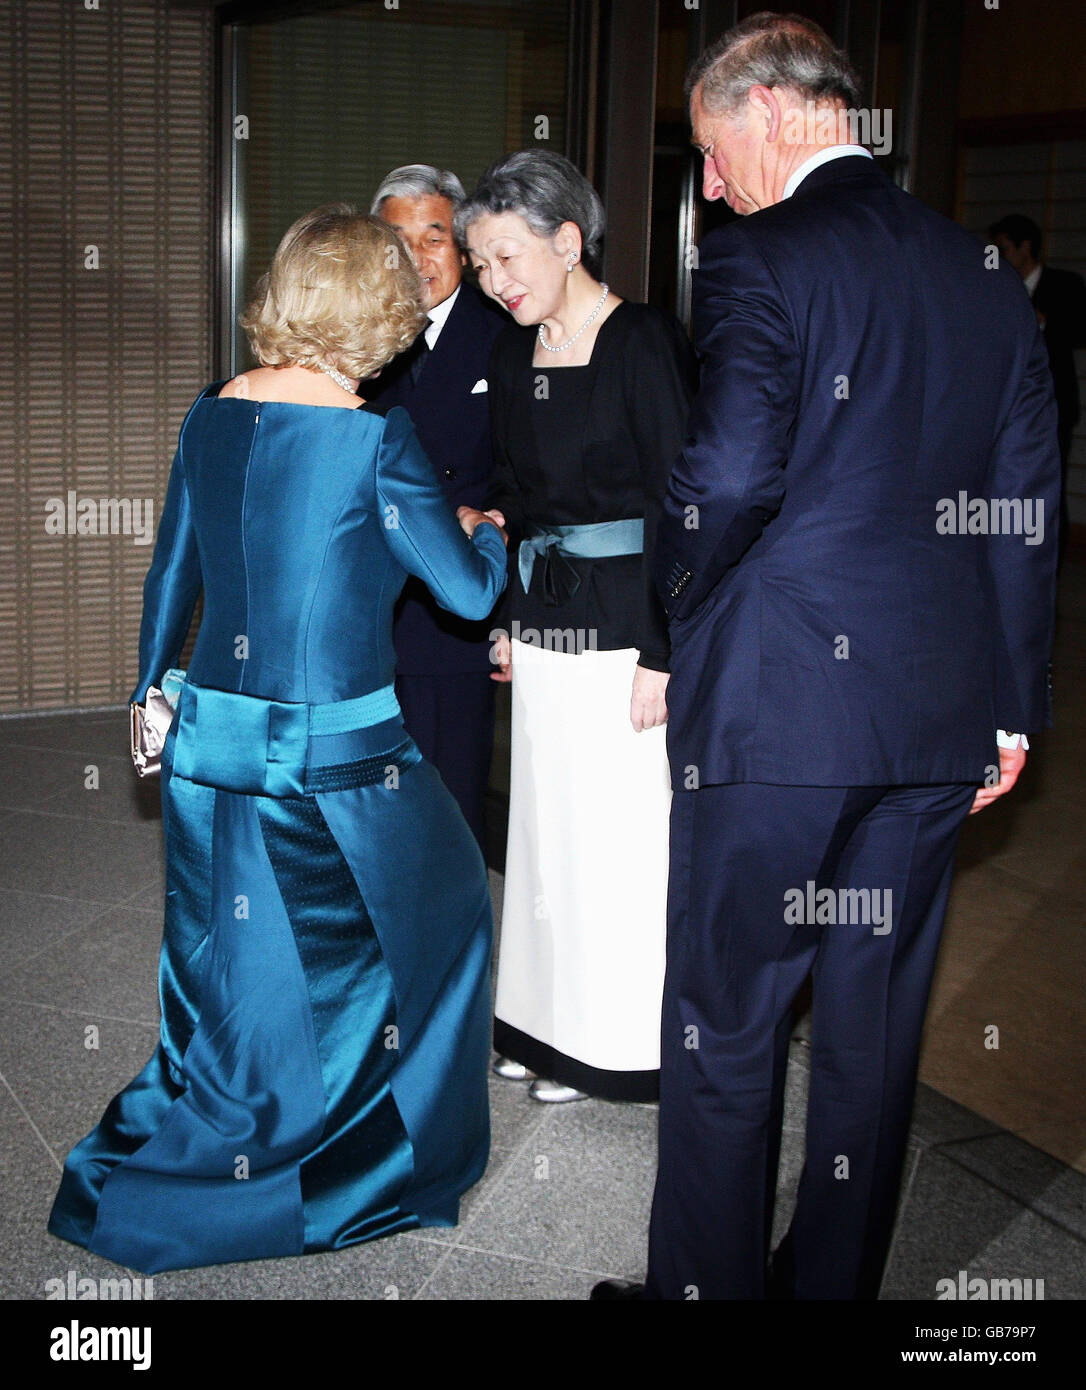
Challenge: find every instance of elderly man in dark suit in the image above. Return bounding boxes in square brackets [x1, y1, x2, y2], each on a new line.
[594, 13, 1060, 1302]
[367, 165, 507, 850]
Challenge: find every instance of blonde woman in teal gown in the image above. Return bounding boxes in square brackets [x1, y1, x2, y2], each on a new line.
[47, 205, 508, 1274]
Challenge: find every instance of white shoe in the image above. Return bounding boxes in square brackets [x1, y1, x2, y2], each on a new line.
[529, 1078, 589, 1103]
[492, 1055, 532, 1081]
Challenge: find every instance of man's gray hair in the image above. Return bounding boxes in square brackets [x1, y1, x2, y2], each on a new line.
[453, 150, 605, 276]
[370, 164, 466, 215]
[687, 10, 861, 115]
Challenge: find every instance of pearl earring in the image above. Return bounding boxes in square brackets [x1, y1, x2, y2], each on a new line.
[567, 255, 577, 271]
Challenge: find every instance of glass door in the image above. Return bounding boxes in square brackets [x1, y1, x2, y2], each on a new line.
[217, 0, 576, 373]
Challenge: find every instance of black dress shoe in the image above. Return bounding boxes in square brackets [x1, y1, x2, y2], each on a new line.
[590, 1279, 645, 1300]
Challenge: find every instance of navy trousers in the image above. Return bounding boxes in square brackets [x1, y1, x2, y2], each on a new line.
[395, 672, 495, 852]
[645, 779, 977, 1300]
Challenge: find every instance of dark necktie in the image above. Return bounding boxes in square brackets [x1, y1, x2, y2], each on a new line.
[410, 321, 433, 385]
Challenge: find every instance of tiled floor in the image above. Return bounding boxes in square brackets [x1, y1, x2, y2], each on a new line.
[1, 551, 1083, 1299]
[920, 548, 1086, 1172]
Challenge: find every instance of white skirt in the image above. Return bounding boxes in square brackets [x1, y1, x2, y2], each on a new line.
[495, 639, 672, 1087]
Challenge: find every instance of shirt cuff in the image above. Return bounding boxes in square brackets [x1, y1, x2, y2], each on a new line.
[996, 729, 1030, 751]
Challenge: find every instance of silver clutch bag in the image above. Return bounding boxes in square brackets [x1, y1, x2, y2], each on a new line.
[130, 669, 185, 778]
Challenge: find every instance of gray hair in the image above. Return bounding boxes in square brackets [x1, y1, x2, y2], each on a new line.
[370, 164, 466, 215]
[687, 11, 861, 116]
[453, 150, 605, 277]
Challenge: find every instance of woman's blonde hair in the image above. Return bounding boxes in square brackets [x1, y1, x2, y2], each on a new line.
[240, 203, 425, 380]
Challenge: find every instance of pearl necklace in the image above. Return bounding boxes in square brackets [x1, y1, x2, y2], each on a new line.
[537, 283, 610, 353]
[316, 360, 356, 393]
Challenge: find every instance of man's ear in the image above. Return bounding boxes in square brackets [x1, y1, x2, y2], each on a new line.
[748, 84, 784, 142]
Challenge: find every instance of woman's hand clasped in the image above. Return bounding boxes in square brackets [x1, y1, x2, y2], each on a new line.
[457, 506, 508, 547]
[489, 630, 512, 683]
[457, 508, 511, 682]
[631, 665, 669, 732]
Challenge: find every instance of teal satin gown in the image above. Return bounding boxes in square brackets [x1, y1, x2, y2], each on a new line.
[47, 385, 507, 1274]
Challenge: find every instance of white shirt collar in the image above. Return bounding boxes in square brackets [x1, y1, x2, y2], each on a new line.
[424, 283, 461, 348]
[783, 145, 874, 201]
[1023, 264, 1042, 298]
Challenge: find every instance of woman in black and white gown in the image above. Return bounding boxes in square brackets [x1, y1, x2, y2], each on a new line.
[457, 151, 696, 1103]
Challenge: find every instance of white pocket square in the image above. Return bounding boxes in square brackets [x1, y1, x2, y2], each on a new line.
[471, 378, 488, 394]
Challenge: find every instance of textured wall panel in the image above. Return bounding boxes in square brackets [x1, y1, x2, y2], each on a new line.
[0, 0, 213, 712]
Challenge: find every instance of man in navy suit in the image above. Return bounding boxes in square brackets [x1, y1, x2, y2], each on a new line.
[368, 165, 507, 851]
[636, 14, 1059, 1301]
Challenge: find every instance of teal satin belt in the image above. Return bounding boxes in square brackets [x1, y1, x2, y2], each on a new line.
[171, 681, 409, 797]
[518, 518, 644, 603]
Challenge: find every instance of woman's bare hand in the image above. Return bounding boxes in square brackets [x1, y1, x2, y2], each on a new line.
[490, 631, 512, 683]
[631, 665, 668, 732]
[457, 506, 508, 547]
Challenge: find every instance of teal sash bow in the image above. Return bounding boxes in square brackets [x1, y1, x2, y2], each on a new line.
[517, 518, 645, 602]
[171, 682, 403, 797]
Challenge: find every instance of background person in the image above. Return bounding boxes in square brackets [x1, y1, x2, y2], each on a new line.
[368, 164, 508, 849]
[989, 212, 1086, 560]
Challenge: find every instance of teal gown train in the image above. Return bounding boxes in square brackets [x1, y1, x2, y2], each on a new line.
[47, 385, 507, 1274]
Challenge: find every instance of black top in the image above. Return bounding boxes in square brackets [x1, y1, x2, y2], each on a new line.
[486, 300, 697, 670]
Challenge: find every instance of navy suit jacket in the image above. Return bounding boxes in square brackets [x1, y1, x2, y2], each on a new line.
[368, 281, 507, 674]
[655, 155, 1061, 787]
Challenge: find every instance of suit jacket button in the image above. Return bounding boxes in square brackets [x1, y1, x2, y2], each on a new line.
[444, 467, 456, 480]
